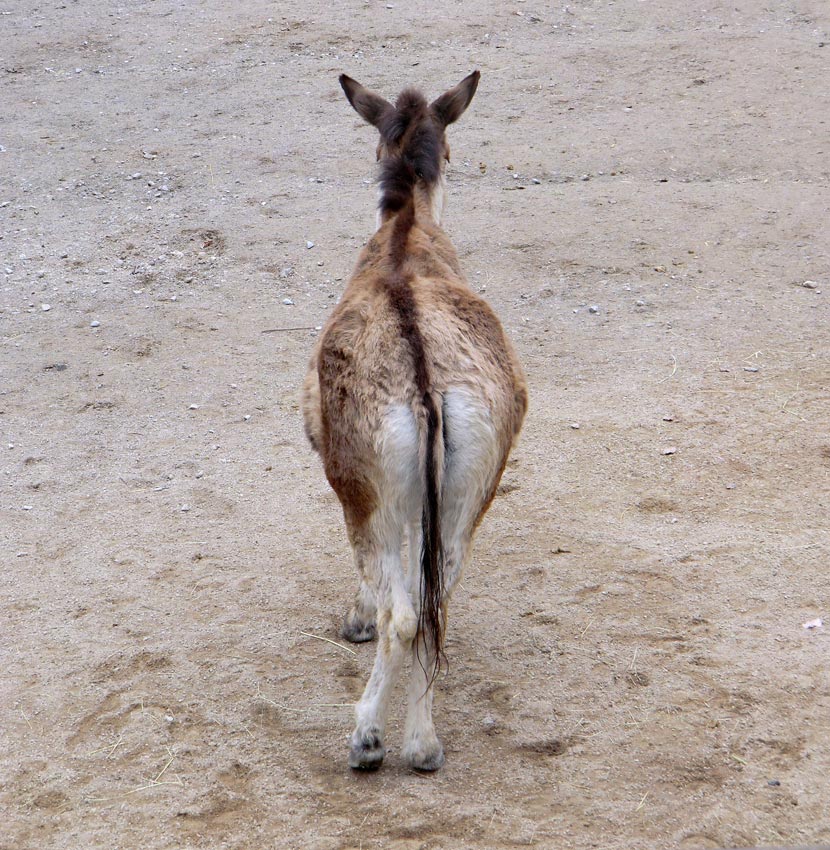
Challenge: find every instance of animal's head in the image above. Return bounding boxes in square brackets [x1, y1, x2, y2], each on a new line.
[338, 71, 480, 223]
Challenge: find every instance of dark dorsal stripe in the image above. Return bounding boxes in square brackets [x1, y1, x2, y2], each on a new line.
[379, 91, 446, 682]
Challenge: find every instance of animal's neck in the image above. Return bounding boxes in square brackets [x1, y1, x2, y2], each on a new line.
[376, 177, 445, 232]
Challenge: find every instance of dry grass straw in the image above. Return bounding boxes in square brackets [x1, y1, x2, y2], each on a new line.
[656, 353, 678, 384]
[299, 630, 356, 655]
[255, 683, 352, 716]
[89, 746, 183, 806]
[780, 381, 806, 421]
[88, 734, 124, 758]
[261, 325, 317, 333]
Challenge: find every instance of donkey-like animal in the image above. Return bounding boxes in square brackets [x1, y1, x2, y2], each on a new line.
[302, 71, 527, 771]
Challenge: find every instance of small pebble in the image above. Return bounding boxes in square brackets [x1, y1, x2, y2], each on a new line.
[725, 483, 736, 490]
[802, 280, 818, 289]
[767, 779, 781, 787]
[41, 303, 51, 312]
[662, 447, 677, 455]
[195, 471, 204, 479]
[90, 320, 100, 328]
[531, 177, 541, 184]
[743, 366, 759, 373]
[588, 304, 599, 314]
[481, 714, 498, 732]
[306, 241, 315, 249]
[570, 423, 580, 430]
[636, 299, 646, 307]
[188, 404, 199, 410]
[282, 297, 294, 305]
[662, 414, 674, 422]
[180, 505, 191, 512]
[244, 414, 251, 421]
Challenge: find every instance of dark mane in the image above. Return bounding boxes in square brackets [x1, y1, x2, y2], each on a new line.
[377, 88, 443, 217]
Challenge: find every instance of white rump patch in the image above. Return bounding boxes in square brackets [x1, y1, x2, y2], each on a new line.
[379, 403, 421, 521]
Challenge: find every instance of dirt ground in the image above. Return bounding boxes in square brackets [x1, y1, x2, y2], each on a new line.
[3, 0, 830, 847]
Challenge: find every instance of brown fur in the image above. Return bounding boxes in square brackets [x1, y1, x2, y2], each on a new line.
[301, 71, 526, 771]
[302, 196, 527, 539]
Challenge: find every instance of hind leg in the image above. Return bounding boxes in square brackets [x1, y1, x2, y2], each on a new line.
[342, 569, 377, 643]
[343, 402, 422, 768]
[401, 509, 476, 772]
[401, 389, 503, 769]
[401, 515, 469, 772]
[349, 542, 418, 770]
[402, 626, 445, 771]
[401, 521, 445, 770]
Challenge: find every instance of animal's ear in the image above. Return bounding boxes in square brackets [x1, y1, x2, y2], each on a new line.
[430, 70, 480, 128]
[339, 74, 393, 128]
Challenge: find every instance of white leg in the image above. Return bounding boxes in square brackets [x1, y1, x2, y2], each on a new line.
[401, 388, 502, 770]
[349, 547, 417, 770]
[402, 630, 445, 771]
[402, 518, 444, 770]
[348, 403, 422, 768]
[349, 610, 404, 769]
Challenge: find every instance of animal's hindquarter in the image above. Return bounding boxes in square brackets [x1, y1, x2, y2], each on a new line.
[305, 275, 524, 529]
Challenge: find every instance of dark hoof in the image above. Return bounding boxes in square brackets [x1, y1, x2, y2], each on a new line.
[409, 746, 445, 773]
[349, 732, 385, 771]
[342, 613, 376, 644]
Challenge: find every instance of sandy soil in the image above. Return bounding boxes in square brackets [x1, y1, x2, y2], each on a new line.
[3, 0, 830, 847]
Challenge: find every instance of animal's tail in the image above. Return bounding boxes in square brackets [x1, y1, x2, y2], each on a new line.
[418, 390, 445, 682]
[383, 199, 446, 681]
